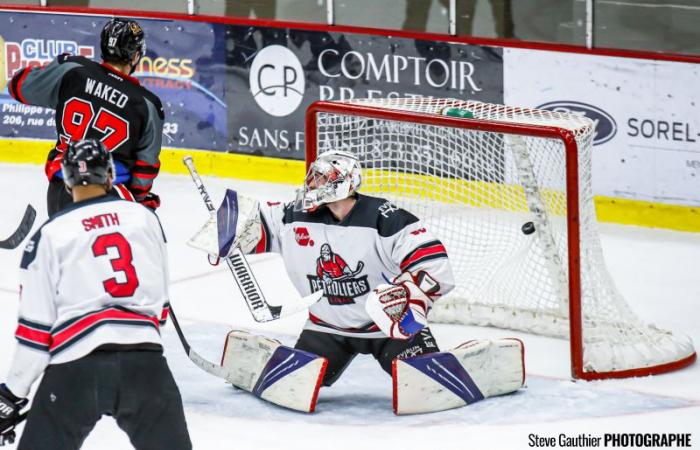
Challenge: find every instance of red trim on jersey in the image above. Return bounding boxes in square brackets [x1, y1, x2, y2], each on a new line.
[254, 222, 267, 254]
[45, 152, 65, 180]
[159, 304, 170, 325]
[132, 172, 158, 180]
[400, 243, 447, 271]
[129, 184, 152, 199]
[15, 324, 52, 347]
[13, 67, 32, 104]
[114, 184, 136, 201]
[50, 307, 159, 353]
[134, 160, 160, 168]
[100, 62, 141, 86]
[308, 313, 380, 333]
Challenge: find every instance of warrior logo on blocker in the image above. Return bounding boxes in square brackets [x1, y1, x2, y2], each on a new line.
[307, 244, 369, 305]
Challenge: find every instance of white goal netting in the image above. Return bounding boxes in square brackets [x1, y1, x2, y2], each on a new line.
[311, 97, 695, 378]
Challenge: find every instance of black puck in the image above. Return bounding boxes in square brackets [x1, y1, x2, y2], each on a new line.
[521, 221, 535, 235]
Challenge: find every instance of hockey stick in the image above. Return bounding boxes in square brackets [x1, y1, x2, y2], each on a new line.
[0, 205, 36, 250]
[182, 156, 322, 322]
[0, 410, 29, 446]
[168, 305, 233, 380]
[327, 261, 364, 282]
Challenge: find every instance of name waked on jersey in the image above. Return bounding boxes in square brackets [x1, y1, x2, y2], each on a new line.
[85, 77, 128, 108]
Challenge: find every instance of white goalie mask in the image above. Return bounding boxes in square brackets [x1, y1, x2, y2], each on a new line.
[294, 150, 362, 212]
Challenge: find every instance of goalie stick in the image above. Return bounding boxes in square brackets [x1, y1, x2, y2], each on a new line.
[0, 205, 36, 250]
[182, 156, 322, 322]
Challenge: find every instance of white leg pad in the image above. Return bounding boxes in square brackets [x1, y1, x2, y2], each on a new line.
[221, 330, 328, 412]
[393, 338, 525, 415]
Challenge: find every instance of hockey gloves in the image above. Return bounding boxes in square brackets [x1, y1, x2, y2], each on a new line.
[0, 384, 28, 446]
[138, 192, 161, 210]
[188, 189, 261, 257]
[366, 271, 439, 339]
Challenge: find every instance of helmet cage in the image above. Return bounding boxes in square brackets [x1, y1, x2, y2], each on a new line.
[294, 151, 361, 212]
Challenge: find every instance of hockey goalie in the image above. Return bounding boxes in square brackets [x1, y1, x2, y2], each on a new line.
[188, 150, 525, 414]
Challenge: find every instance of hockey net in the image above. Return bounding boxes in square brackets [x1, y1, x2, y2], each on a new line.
[306, 98, 696, 380]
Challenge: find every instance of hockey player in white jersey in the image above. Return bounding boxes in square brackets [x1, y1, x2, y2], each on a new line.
[190, 150, 525, 414]
[0, 140, 191, 448]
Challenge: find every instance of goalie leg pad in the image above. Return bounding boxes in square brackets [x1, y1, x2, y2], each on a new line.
[221, 331, 328, 412]
[392, 338, 525, 415]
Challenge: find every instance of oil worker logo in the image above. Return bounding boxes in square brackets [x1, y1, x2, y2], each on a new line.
[307, 243, 369, 305]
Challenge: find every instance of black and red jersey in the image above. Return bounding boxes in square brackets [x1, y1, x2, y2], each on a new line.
[9, 54, 164, 201]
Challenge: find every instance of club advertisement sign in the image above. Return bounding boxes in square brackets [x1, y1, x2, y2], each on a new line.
[225, 26, 505, 160]
[0, 11, 227, 151]
[504, 48, 700, 206]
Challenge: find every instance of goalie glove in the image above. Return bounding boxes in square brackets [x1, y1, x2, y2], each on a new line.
[0, 384, 27, 447]
[188, 189, 261, 257]
[365, 271, 439, 340]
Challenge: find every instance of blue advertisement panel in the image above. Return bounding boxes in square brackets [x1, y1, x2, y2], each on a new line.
[1, 11, 505, 160]
[224, 26, 505, 160]
[0, 11, 227, 151]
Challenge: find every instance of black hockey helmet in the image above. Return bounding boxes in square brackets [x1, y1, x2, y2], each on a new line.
[61, 139, 114, 189]
[100, 18, 146, 65]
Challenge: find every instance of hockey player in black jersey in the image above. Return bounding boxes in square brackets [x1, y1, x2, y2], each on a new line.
[0, 140, 191, 449]
[189, 150, 526, 414]
[8, 18, 164, 216]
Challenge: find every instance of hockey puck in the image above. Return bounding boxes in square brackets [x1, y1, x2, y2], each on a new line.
[521, 221, 535, 235]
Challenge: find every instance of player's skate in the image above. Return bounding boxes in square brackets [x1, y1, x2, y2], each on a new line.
[392, 338, 525, 414]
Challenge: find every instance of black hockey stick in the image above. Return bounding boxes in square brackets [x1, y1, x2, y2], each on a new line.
[168, 305, 233, 380]
[0, 410, 29, 446]
[182, 156, 322, 322]
[0, 205, 36, 250]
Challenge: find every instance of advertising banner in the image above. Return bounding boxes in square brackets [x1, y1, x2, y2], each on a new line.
[504, 48, 700, 206]
[224, 26, 505, 160]
[1, 9, 698, 208]
[0, 11, 227, 151]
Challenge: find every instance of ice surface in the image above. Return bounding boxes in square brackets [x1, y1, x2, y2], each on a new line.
[0, 163, 698, 450]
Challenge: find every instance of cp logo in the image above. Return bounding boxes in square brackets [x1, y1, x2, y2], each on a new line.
[249, 45, 305, 117]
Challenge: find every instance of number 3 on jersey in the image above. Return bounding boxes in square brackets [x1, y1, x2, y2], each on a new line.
[62, 97, 129, 150]
[92, 232, 140, 298]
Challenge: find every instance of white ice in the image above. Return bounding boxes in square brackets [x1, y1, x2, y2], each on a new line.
[0, 163, 698, 450]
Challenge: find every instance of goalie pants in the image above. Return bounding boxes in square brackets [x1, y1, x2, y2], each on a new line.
[18, 346, 192, 450]
[295, 328, 439, 386]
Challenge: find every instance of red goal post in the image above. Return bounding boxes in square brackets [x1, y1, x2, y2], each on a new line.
[305, 98, 696, 380]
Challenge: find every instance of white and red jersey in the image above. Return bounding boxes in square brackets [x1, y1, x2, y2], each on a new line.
[6, 195, 170, 398]
[254, 194, 455, 338]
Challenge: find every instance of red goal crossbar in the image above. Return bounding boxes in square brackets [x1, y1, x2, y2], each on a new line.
[305, 100, 696, 380]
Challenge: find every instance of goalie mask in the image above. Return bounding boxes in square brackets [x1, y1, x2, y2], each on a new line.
[294, 150, 362, 212]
